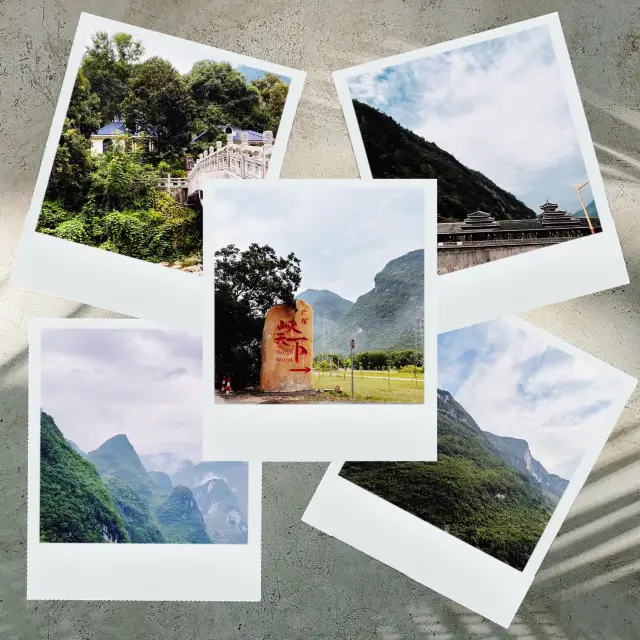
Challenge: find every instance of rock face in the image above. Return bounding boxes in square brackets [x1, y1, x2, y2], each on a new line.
[260, 300, 313, 392]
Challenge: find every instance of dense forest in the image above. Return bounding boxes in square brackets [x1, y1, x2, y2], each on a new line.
[340, 389, 567, 571]
[39, 412, 249, 544]
[352, 99, 536, 223]
[36, 30, 290, 266]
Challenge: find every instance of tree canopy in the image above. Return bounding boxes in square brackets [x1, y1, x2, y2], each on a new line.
[123, 57, 197, 153]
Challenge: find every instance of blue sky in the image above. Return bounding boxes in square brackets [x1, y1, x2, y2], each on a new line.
[437, 318, 621, 479]
[213, 185, 425, 302]
[347, 26, 593, 213]
[41, 327, 203, 462]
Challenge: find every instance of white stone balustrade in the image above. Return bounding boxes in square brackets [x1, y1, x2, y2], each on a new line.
[186, 131, 274, 198]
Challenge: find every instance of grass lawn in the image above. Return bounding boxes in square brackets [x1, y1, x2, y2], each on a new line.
[313, 371, 424, 403]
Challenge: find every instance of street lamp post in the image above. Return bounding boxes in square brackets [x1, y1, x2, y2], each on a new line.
[350, 338, 355, 400]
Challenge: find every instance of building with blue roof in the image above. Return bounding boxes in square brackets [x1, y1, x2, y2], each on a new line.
[90, 120, 158, 154]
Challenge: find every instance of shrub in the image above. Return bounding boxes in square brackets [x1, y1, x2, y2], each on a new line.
[51, 218, 90, 245]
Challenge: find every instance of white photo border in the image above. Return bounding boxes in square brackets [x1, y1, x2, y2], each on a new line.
[28, 317, 262, 601]
[11, 13, 306, 336]
[202, 179, 438, 461]
[302, 315, 637, 628]
[333, 12, 628, 334]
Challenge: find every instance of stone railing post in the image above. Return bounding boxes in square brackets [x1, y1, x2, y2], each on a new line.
[240, 132, 249, 179]
[262, 131, 273, 178]
[216, 140, 222, 172]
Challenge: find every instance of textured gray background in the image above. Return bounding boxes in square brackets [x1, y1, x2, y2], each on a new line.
[1, 0, 640, 638]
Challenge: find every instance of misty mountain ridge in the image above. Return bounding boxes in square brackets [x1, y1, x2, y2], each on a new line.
[42, 413, 249, 545]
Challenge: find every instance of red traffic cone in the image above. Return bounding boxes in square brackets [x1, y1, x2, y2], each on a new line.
[226, 378, 231, 395]
[221, 376, 226, 392]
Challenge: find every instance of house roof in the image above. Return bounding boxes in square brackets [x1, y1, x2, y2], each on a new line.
[190, 125, 266, 144]
[94, 121, 128, 136]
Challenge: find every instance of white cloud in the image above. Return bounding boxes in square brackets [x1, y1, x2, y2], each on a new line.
[41, 328, 203, 462]
[444, 319, 623, 479]
[213, 185, 425, 302]
[348, 26, 590, 212]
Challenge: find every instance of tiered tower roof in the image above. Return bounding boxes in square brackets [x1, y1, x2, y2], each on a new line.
[537, 200, 581, 226]
[461, 210, 501, 229]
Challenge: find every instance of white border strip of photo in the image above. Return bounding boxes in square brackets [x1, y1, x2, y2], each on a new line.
[333, 12, 628, 334]
[11, 13, 306, 336]
[28, 318, 262, 601]
[202, 179, 438, 461]
[301, 315, 637, 628]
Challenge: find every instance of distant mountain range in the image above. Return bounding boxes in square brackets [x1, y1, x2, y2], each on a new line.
[352, 99, 537, 222]
[39, 412, 249, 544]
[236, 64, 290, 85]
[298, 249, 424, 355]
[340, 389, 569, 570]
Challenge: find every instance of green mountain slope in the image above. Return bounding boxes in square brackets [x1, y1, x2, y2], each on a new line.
[352, 99, 536, 222]
[331, 249, 424, 354]
[103, 476, 165, 543]
[156, 486, 211, 543]
[40, 412, 129, 543]
[340, 390, 557, 570]
[296, 289, 353, 322]
[88, 434, 161, 506]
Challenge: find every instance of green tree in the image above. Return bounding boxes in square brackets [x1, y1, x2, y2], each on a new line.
[67, 69, 102, 137]
[187, 61, 261, 129]
[81, 31, 144, 123]
[123, 57, 196, 153]
[215, 244, 301, 388]
[43, 120, 95, 210]
[252, 73, 289, 134]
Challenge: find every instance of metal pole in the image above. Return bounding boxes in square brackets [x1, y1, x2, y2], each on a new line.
[575, 181, 595, 234]
[350, 339, 355, 400]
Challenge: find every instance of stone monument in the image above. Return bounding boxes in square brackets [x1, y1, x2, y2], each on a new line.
[260, 300, 313, 392]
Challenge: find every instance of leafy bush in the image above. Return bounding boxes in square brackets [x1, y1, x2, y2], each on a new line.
[37, 200, 74, 230]
[51, 218, 90, 244]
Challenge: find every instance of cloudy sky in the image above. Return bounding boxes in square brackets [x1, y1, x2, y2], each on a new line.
[84, 27, 285, 79]
[41, 327, 202, 462]
[437, 318, 623, 479]
[213, 185, 425, 302]
[347, 25, 593, 213]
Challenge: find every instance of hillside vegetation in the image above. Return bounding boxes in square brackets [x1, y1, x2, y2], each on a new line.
[40, 412, 250, 545]
[340, 390, 563, 570]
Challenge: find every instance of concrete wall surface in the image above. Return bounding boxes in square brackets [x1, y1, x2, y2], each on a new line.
[1, 0, 640, 638]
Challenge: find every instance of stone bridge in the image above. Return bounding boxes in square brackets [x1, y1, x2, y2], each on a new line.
[156, 130, 274, 204]
[186, 130, 273, 201]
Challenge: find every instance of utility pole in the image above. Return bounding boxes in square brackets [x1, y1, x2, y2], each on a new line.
[350, 338, 355, 400]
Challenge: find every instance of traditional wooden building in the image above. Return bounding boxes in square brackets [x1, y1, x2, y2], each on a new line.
[437, 201, 602, 274]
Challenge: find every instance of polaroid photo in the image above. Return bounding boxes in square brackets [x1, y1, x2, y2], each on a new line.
[302, 315, 637, 628]
[11, 13, 305, 336]
[28, 318, 261, 601]
[202, 179, 438, 461]
[333, 12, 629, 334]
